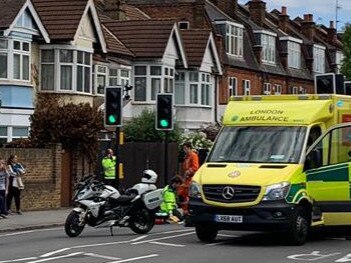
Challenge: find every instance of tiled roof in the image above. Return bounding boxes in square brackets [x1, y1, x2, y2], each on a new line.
[103, 19, 175, 58]
[181, 29, 210, 68]
[32, 0, 88, 40]
[125, 4, 149, 20]
[0, 0, 26, 29]
[102, 24, 134, 57]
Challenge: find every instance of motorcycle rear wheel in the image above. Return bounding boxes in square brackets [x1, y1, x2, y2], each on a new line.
[65, 210, 86, 237]
[129, 208, 155, 234]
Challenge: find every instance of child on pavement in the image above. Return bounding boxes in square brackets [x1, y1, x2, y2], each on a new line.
[0, 159, 9, 218]
[159, 176, 183, 223]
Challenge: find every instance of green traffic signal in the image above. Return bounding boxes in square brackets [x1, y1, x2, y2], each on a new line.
[159, 119, 169, 127]
[108, 115, 117, 124]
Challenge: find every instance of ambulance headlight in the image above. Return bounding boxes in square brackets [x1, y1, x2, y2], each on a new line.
[189, 181, 202, 199]
[263, 182, 290, 201]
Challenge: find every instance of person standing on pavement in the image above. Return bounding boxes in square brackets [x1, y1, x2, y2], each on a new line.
[102, 148, 116, 187]
[7, 154, 25, 215]
[0, 159, 9, 218]
[178, 141, 200, 215]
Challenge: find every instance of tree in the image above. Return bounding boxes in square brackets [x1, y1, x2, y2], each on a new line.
[29, 96, 103, 161]
[341, 24, 351, 80]
[123, 109, 180, 142]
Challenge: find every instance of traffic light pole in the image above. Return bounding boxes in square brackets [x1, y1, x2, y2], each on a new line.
[164, 131, 169, 186]
[115, 126, 120, 190]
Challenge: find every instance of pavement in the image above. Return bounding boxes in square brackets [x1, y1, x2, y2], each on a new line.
[0, 207, 72, 233]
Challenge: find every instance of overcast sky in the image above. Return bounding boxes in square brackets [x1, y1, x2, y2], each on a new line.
[238, 0, 351, 31]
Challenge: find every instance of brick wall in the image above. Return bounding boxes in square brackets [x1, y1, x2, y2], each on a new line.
[0, 144, 62, 211]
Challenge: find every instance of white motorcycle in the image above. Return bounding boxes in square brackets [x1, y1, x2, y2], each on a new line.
[64, 170, 163, 237]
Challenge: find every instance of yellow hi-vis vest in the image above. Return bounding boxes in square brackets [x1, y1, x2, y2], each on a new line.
[102, 156, 116, 179]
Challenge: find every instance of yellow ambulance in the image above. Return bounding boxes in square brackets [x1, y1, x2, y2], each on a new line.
[188, 94, 351, 245]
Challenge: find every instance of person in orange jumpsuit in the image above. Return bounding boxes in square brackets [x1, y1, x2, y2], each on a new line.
[178, 141, 199, 215]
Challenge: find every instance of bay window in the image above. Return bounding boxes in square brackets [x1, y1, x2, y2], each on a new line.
[95, 65, 107, 94]
[189, 72, 199, 104]
[201, 73, 210, 106]
[175, 72, 185, 104]
[133, 65, 175, 102]
[40, 48, 92, 93]
[109, 68, 131, 87]
[0, 38, 31, 81]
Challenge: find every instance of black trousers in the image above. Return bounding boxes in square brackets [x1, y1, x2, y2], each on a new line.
[7, 186, 21, 212]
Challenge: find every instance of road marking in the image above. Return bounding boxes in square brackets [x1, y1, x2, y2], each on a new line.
[149, 241, 185, 247]
[106, 254, 159, 263]
[130, 235, 148, 242]
[150, 229, 194, 235]
[40, 248, 71, 257]
[0, 257, 38, 263]
[132, 231, 195, 245]
[218, 234, 239, 238]
[72, 240, 130, 249]
[26, 252, 83, 263]
[0, 228, 60, 237]
[84, 253, 121, 260]
[206, 241, 231, 246]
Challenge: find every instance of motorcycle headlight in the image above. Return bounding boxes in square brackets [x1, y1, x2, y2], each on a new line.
[263, 182, 290, 201]
[189, 181, 202, 199]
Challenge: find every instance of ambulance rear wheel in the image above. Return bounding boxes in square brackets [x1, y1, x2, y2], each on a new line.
[286, 206, 309, 246]
[195, 225, 217, 243]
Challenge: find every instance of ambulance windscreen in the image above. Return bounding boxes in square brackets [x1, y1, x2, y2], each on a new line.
[207, 126, 306, 164]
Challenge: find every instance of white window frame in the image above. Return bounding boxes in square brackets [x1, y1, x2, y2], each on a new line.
[255, 31, 276, 64]
[108, 67, 131, 88]
[336, 51, 344, 74]
[228, 77, 237, 96]
[243, 79, 251, 95]
[175, 71, 185, 104]
[201, 73, 211, 106]
[225, 22, 244, 57]
[274, 84, 282, 95]
[313, 45, 326, 73]
[132, 65, 175, 102]
[40, 47, 93, 94]
[291, 86, 298, 94]
[287, 41, 301, 69]
[0, 38, 31, 83]
[263, 83, 271, 95]
[94, 64, 107, 95]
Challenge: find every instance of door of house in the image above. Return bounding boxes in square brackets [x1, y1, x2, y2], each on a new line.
[61, 151, 71, 207]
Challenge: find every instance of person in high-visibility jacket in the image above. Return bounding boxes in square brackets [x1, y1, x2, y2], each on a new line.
[159, 176, 183, 223]
[102, 149, 116, 185]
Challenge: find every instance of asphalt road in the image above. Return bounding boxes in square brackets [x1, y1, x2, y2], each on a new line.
[1, 224, 351, 263]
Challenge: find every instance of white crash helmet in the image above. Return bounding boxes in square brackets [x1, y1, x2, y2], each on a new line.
[141, 169, 158, 184]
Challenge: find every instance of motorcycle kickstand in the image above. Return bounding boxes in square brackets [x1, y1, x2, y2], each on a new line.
[110, 226, 114, 236]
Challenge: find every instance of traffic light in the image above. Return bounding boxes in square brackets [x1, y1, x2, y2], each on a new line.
[104, 86, 123, 127]
[315, 73, 345, 94]
[156, 93, 173, 130]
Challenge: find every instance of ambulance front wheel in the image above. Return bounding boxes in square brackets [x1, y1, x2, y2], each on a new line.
[285, 206, 309, 246]
[195, 225, 218, 243]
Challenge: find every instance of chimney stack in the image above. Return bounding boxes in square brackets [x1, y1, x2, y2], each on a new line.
[249, 0, 266, 27]
[104, 0, 126, 20]
[214, 0, 238, 15]
[301, 14, 315, 41]
[278, 6, 289, 32]
[193, 0, 206, 28]
[327, 21, 338, 44]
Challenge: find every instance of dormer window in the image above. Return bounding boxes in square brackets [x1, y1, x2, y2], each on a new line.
[313, 44, 325, 73]
[255, 30, 276, 64]
[335, 51, 344, 74]
[225, 22, 243, 57]
[178, 21, 189, 30]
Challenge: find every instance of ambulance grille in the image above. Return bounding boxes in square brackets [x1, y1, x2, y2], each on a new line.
[203, 185, 261, 203]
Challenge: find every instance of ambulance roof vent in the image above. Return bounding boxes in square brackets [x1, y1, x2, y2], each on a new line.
[231, 96, 244, 101]
[251, 96, 262, 101]
[207, 163, 227, 168]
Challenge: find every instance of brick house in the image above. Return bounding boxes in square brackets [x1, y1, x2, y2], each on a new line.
[126, 0, 344, 119]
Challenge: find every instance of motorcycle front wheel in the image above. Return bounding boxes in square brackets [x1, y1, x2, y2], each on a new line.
[129, 208, 155, 234]
[64, 210, 86, 237]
